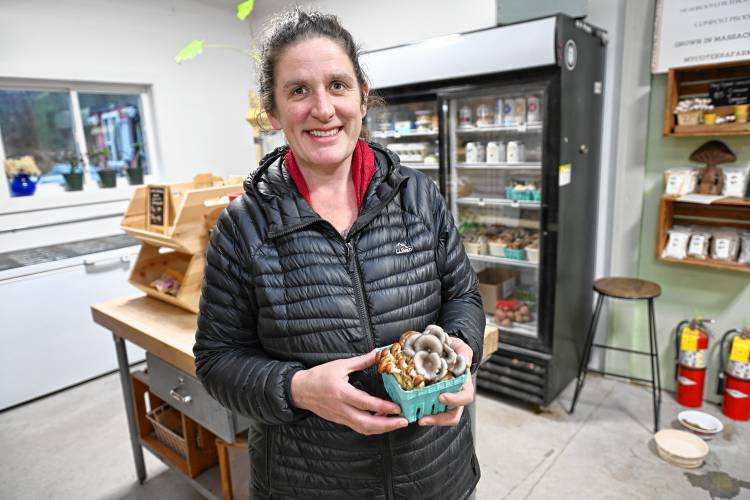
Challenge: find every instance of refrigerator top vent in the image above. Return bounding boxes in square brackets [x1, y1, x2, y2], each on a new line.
[361, 17, 557, 90]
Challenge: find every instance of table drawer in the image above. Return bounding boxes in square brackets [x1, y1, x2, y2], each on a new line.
[146, 353, 250, 442]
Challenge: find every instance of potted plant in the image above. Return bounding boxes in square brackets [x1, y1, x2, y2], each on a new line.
[126, 142, 145, 185]
[62, 152, 84, 191]
[88, 146, 116, 188]
[5, 155, 42, 197]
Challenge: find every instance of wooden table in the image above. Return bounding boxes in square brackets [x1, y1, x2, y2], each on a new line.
[92, 295, 499, 498]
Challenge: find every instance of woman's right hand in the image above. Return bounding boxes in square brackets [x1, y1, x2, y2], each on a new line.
[290, 350, 409, 435]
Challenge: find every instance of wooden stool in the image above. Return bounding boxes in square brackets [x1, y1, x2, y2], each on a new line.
[215, 436, 248, 500]
[568, 277, 663, 432]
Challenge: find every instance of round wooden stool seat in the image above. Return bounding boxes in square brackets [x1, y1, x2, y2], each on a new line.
[593, 277, 661, 300]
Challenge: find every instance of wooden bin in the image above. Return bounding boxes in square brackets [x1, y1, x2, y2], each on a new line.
[656, 196, 750, 274]
[663, 60, 750, 137]
[121, 182, 242, 254]
[128, 243, 205, 313]
[131, 371, 218, 478]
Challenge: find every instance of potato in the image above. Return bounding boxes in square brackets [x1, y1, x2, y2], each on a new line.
[501, 318, 512, 327]
[495, 310, 506, 321]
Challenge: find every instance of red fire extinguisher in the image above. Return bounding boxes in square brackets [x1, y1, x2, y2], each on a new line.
[674, 318, 713, 408]
[718, 328, 750, 421]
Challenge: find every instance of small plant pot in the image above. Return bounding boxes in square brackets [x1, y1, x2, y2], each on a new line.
[10, 173, 38, 197]
[126, 167, 144, 185]
[63, 172, 84, 191]
[99, 169, 117, 188]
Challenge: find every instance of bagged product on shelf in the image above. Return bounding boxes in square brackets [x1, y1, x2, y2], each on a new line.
[738, 232, 750, 265]
[687, 227, 712, 260]
[664, 168, 698, 196]
[662, 225, 691, 260]
[721, 166, 750, 198]
[711, 227, 740, 261]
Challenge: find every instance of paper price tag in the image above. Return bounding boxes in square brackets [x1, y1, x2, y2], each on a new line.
[665, 174, 682, 195]
[729, 337, 750, 363]
[680, 327, 700, 352]
[559, 164, 572, 187]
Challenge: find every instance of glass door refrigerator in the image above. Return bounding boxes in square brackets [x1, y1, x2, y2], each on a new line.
[364, 15, 606, 406]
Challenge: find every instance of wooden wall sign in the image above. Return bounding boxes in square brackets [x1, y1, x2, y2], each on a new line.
[146, 184, 172, 234]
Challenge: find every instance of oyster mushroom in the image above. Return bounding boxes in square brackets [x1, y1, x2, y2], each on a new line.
[414, 334, 443, 355]
[449, 354, 467, 376]
[403, 332, 421, 357]
[413, 351, 444, 381]
[423, 324, 449, 344]
[399, 330, 421, 347]
[441, 343, 458, 366]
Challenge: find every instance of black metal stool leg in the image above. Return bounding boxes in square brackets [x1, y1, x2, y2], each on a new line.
[648, 298, 661, 432]
[569, 293, 605, 414]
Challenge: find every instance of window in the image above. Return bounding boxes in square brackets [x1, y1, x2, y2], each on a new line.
[0, 80, 156, 202]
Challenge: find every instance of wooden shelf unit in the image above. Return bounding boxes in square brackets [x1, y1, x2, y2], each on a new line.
[663, 60, 750, 137]
[656, 196, 750, 274]
[130, 371, 218, 478]
[121, 182, 242, 254]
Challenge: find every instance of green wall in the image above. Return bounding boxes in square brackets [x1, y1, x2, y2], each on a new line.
[608, 74, 750, 403]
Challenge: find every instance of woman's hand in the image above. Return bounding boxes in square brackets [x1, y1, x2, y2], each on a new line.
[291, 350, 409, 435]
[418, 336, 474, 427]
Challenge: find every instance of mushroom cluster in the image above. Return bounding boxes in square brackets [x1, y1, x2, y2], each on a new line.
[376, 325, 468, 391]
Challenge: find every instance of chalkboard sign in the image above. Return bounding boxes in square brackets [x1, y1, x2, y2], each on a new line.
[710, 78, 750, 107]
[146, 185, 171, 233]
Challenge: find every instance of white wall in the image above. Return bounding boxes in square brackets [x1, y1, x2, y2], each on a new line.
[0, 0, 254, 251]
[251, 0, 497, 52]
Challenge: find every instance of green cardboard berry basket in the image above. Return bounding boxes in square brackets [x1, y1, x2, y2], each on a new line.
[378, 345, 467, 423]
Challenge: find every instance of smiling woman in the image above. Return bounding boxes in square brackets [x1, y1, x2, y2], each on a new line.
[193, 8, 485, 500]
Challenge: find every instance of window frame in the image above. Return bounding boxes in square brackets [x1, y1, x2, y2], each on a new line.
[0, 78, 160, 214]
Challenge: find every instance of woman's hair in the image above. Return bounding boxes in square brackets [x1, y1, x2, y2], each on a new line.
[256, 8, 383, 138]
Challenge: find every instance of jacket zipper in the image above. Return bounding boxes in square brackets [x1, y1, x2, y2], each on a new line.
[344, 239, 394, 500]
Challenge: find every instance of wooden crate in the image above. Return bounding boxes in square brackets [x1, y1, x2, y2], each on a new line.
[128, 243, 205, 313]
[663, 60, 750, 137]
[131, 371, 218, 478]
[121, 181, 242, 254]
[656, 196, 750, 274]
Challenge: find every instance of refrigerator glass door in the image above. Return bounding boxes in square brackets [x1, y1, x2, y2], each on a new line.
[368, 98, 441, 187]
[447, 85, 545, 340]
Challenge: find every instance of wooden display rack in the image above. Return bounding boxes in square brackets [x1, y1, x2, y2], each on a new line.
[656, 196, 750, 274]
[128, 243, 205, 313]
[663, 60, 750, 137]
[121, 181, 242, 254]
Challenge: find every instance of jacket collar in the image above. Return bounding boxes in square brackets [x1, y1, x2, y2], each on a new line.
[244, 141, 405, 238]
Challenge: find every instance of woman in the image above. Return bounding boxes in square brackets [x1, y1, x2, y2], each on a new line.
[194, 8, 485, 499]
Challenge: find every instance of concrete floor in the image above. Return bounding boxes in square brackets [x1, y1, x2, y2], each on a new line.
[1, 369, 748, 500]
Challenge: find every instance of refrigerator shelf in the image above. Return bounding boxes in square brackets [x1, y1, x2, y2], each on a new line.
[467, 253, 539, 269]
[403, 163, 439, 170]
[371, 130, 439, 139]
[456, 123, 543, 134]
[457, 162, 541, 170]
[486, 315, 538, 338]
[457, 197, 541, 209]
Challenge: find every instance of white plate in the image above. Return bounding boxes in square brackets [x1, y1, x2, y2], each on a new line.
[678, 410, 723, 434]
[654, 429, 709, 468]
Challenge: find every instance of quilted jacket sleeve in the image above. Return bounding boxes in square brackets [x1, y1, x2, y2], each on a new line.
[194, 207, 308, 424]
[432, 186, 485, 372]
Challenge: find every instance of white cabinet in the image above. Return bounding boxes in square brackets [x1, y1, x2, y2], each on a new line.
[0, 245, 145, 410]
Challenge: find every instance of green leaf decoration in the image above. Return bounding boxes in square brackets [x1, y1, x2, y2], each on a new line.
[175, 40, 205, 63]
[237, 0, 255, 20]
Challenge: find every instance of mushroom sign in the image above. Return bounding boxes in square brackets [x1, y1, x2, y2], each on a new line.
[690, 140, 736, 195]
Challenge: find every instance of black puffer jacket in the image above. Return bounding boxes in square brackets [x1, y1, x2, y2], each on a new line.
[194, 142, 484, 499]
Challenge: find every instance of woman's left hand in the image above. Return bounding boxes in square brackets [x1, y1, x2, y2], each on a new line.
[417, 336, 474, 427]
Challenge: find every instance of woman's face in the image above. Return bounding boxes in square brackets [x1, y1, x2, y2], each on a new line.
[268, 37, 368, 172]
